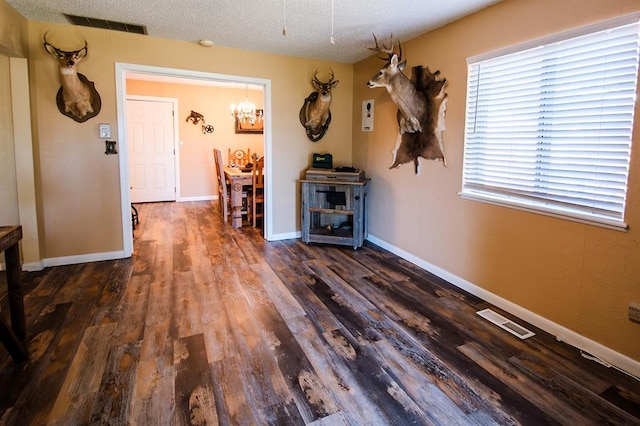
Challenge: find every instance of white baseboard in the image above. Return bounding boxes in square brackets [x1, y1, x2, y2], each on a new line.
[22, 261, 44, 271]
[3, 251, 127, 273]
[269, 231, 301, 241]
[42, 250, 129, 268]
[1, 261, 44, 272]
[178, 195, 217, 202]
[366, 234, 640, 381]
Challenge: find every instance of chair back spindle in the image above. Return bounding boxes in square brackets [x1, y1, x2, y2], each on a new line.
[250, 156, 265, 228]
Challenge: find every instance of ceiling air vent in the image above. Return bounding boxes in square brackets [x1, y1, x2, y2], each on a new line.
[64, 14, 147, 35]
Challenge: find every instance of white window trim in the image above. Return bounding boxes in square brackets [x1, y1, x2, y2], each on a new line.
[460, 13, 639, 232]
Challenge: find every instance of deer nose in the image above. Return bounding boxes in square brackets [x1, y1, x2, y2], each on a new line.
[66, 60, 75, 67]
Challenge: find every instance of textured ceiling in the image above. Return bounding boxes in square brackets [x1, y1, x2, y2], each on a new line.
[8, 0, 503, 63]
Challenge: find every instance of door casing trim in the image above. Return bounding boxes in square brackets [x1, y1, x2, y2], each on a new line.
[126, 95, 180, 203]
[115, 63, 272, 256]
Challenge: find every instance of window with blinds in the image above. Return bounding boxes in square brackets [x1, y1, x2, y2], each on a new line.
[461, 15, 640, 230]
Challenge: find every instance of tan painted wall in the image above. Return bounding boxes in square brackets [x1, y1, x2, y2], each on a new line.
[26, 21, 352, 258]
[1, 2, 40, 267]
[0, 53, 18, 226]
[353, 0, 640, 361]
[0, 0, 27, 57]
[126, 80, 264, 199]
[0, 0, 27, 231]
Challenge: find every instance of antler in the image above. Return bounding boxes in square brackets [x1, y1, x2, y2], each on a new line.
[313, 69, 335, 85]
[43, 32, 88, 57]
[43, 32, 56, 53]
[366, 33, 402, 62]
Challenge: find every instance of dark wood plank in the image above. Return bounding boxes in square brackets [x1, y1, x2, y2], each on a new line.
[458, 341, 593, 424]
[0, 302, 72, 409]
[0, 262, 112, 425]
[47, 322, 118, 424]
[508, 350, 640, 424]
[284, 314, 390, 425]
[210, 357, 261, 425]
[127, 273, 175, 426]
[90, 340, 142, 424]
[251, 299, 337, 423]
[173, 333, 218, 425]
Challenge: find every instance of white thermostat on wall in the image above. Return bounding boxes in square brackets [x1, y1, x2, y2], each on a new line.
[99, 123, 111, 139]
[362, 100, 374, 132]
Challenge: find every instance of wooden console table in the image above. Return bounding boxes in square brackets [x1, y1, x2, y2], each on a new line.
[0, 225, 28, 361]
[301, 179, 369, 249]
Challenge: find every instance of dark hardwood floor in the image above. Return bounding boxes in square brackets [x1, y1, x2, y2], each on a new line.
[1, 200, 639, 425]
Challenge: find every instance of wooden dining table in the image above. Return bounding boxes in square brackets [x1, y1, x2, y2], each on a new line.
[224, 166, 253, 228]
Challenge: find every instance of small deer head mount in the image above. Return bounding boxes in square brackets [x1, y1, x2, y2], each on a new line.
[43, 33, 101, 122]
[299, 69, 339, 142]
[366, 34, 448, 174]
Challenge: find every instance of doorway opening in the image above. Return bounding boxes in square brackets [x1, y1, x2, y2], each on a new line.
[115, 63, 272, 257]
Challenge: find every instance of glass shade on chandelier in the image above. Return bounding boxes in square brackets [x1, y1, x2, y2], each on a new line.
[230, 96, 262, 125]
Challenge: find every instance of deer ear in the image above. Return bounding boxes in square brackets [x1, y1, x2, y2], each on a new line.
[330, 80, 339, 88]
[44, 43, 60, 58]
[398, 60, 407, 71]
[390, 54, 399, 67]
[76, 47, 88, 60]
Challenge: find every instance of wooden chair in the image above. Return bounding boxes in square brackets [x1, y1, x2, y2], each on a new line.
[228, 148, 251, 168]
[249, 156, 265, 228]
[215, 148, 249, 224]
[213, 148, 230, 222]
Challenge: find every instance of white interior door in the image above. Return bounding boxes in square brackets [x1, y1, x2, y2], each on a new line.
[127, 99, 176, 203]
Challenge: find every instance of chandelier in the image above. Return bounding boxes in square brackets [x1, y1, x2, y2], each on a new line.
[230, 86, 263, 125]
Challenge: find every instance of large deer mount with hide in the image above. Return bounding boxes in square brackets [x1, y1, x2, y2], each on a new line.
[44, 34, 101, 123]
[299, 70, 339, 142]
[366, 34, 447, 174]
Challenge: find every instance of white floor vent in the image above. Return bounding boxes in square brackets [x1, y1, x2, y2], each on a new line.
[476, 308, 535, 340]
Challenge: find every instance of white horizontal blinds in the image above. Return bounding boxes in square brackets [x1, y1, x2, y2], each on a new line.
[463, 18, 640, 222]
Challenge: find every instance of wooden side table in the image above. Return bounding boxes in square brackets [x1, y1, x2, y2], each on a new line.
[300, 179, 369, 249]
[0, 225, 28, 361]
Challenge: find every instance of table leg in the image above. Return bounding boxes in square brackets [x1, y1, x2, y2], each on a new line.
[230, 182, 243, 228]
[1, 239, 27, 361]
[5, 242, 25, 341]
[0, 318, 27, 361]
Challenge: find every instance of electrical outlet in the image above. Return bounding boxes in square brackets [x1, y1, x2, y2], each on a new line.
[629, 302, 640, 323]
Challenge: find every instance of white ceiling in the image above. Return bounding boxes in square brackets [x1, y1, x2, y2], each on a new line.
[8, 0, 503, 64]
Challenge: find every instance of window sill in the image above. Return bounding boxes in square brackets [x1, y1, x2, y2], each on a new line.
[458, 190, 629, 232]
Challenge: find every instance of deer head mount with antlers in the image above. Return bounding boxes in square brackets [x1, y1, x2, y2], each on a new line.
[299, 69, 339, 142]
[43, 33, 101, 122]
[366, 34, 447, 174]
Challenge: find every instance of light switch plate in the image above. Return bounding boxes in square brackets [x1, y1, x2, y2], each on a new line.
[99, 123, 111, 139]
